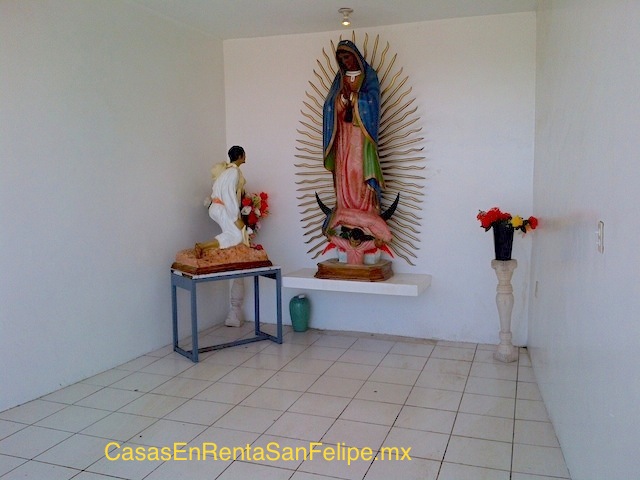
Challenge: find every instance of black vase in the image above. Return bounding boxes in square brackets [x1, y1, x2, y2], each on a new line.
[493, 222, 514, 260]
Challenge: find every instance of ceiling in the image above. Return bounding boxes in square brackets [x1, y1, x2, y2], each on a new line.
[132, 0, 538, 40]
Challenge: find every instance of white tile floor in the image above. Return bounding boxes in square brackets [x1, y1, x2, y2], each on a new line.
[0, 324, 571, 479]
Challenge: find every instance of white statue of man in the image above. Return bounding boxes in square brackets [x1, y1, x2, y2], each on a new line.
[195, 145, 249, 258]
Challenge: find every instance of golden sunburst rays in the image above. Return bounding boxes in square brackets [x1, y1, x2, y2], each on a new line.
[295, 33, 426, 266]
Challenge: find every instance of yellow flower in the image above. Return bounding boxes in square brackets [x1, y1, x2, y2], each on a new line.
[511, 216, 524, 228]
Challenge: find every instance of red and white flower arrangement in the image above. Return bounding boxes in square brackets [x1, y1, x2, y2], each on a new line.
[240, 192, 269, 244]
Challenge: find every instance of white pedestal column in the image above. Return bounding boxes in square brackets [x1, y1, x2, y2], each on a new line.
[491, 259, 518, 363]
[225, 278, 245, 327]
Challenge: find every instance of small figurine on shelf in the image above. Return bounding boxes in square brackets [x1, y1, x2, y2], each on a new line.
[172, 145, 271, 276]
[195, 146, 249, 258]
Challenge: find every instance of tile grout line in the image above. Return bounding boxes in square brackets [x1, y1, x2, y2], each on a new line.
[354, 340, 409, 480]
[509, 348, 521, 480]
[433, 343, 478, 480]
[288, 335, 391, 480]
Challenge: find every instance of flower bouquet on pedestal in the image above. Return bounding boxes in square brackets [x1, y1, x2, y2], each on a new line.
[477, 207, 538, 260]
[477, 207, 538, 363]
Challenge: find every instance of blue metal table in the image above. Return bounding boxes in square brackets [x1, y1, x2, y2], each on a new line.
[171, 265, 283, 362]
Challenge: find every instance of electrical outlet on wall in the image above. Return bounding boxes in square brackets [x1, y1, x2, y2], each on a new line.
[596, 220, 605, 254]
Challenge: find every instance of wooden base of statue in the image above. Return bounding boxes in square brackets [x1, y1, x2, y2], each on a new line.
[173, 244, 271, 328]
[315, 259, 393, 282]
[172, 244, 271, 276]
[171, 260, 272, 276]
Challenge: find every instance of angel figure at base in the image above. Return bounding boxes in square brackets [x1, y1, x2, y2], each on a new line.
[195, 145, 250, 258]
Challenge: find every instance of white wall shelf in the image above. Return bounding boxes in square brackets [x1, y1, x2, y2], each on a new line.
[283, 268, 431, 297]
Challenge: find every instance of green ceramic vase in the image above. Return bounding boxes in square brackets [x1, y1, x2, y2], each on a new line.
[289, 294, 310, 332]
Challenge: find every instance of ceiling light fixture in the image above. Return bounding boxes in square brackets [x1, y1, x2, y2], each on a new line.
[339, 8, 353, 27]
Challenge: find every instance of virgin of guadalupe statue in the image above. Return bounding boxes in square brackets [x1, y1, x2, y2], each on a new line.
[321, 40, 394, 265]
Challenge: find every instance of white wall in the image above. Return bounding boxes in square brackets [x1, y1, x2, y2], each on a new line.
[0, 0, 227, 411]
[531, 1, 640, 478]
[225, 13, 536, 343]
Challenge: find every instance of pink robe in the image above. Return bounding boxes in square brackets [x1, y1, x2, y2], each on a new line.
[329, 96, 392, 243]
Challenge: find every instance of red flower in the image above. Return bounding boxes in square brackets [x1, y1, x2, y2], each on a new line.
[477, 211, 494, 230]
[478, 207, 538, 234]
[477, 207, 510, 230]
[238, 192, 270, 244]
